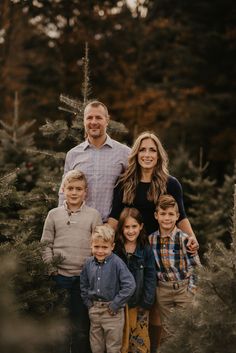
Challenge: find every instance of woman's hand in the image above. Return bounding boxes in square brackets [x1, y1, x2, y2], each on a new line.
[186, 236, 199, 255]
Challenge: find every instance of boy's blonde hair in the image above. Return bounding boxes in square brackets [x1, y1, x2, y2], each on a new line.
[92, 225, 115, 244]
[156, 194, 179, 213]
[62, 170, 87, 189]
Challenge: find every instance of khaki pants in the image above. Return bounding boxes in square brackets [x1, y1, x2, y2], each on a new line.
[156, 280, 194, 338]
[89, 302, 125, 353]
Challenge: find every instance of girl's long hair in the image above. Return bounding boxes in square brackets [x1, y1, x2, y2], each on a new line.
[119, 131, 169, 204]
[116, 207, 149, 248]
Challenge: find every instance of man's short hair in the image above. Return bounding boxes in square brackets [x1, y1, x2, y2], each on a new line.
[84, 100, 109, 118]
[155, 194, 179, 213]
[92, 225, 115, 244]
[62, 170, 87, 189]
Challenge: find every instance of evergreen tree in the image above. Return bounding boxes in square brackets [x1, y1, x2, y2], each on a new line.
[0, 92, 37, 191]
[183, 149, 223, 257]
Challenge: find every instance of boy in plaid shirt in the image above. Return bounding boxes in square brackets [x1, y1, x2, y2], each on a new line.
[149, 194, 200, 340]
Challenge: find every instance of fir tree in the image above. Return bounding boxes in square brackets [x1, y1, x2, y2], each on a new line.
[0, 91, 38, 191]
[183, 149, 223, 257]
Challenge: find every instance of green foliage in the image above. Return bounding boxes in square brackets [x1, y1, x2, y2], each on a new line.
[0, 253, 66, 353]
[1, 0, 235, 180]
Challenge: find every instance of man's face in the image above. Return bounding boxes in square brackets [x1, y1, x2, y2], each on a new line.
[91, 238, 114, 262]
[63, 179, 87, 209]
[84, 105, 109, 140]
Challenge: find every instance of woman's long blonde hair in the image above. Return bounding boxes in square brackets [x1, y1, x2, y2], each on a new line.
[119, 131, 169, 204]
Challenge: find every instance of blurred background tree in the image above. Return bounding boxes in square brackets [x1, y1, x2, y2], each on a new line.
[0, 0, 235, 181]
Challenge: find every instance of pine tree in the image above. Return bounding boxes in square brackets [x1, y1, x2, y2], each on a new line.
[161, 184, 236, 353]
[0, 91, 37, 191]
[183, 149, 223, 257]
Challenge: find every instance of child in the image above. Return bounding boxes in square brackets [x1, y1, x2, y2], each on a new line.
[80, 225, 136, 353]
[149, 194, 201, 341]
[114, 207, 156, 353]
[41, 170, 102, 353]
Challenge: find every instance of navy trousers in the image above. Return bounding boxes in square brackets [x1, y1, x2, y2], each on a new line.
[53, 275, 91, 353]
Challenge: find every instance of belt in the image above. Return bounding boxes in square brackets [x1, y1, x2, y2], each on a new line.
[158, 279, 189, 290]
[93, 300, 110, 308]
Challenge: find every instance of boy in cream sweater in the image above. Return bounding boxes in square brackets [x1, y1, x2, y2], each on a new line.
[41, 170, 102, 353]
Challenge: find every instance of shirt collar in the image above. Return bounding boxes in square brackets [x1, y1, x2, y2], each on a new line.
[157, 226, 178, 240]
[124, 243, 142, 258]
[83, 134, 113, 150]
[63, 200, 85, 214]
[93, 252, 114, 265]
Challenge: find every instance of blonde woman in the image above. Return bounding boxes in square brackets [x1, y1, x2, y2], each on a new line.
[108, 131, 198, 244]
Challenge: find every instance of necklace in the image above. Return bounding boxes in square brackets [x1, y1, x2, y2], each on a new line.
[125, 243, 136, 254]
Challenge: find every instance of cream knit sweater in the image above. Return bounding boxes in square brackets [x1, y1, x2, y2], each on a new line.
[41, 203, 102, 276]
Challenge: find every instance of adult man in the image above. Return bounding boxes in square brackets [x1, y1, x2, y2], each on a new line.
[59, 100, 131, 221]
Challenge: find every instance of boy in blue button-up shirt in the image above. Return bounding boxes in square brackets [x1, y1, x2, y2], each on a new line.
[80, 225, 136, 353]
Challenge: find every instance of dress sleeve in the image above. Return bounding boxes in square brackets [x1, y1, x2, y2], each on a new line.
[109, 182, 125, 220]
[167, 176, 187, 221]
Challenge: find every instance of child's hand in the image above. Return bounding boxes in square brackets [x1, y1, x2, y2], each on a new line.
[108, 306, 117, 316]
[50, 271, 58, 276]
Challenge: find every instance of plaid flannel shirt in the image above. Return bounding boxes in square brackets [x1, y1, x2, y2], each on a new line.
[149, 227, 201, 292]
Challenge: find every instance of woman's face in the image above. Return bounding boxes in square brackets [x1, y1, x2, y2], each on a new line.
[137, 138, 158, 172]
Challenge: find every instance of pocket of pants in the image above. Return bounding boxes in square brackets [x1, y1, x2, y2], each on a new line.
[88, 306, 95, 316]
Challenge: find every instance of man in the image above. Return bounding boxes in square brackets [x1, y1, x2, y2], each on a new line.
[59, 100, 131, 221]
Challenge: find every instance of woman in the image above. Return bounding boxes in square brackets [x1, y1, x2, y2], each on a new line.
[108, 131, 198, 244]
[108, 131, 198, 352]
